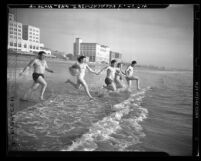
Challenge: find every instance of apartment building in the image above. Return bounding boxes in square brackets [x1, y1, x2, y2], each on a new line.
[73, 38, 110, 63]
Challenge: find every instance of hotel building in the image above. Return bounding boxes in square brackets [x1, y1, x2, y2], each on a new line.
[7, 13, 51, 55]
[73, 38, 110, 63]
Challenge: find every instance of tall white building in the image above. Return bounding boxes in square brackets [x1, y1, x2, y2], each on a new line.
[7, 13, 51, 55]
[73, 38, 110, 63]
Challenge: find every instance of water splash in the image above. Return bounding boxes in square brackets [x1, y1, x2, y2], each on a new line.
[62, 87, 151, 151]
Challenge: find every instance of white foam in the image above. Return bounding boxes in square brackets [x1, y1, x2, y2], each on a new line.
[62, 87, 151, 151]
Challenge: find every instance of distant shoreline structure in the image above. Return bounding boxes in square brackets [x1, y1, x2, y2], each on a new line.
[7, 51, 192, 72]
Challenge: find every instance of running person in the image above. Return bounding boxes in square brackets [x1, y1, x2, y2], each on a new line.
[19, 51, 54, 100]
[65, 55, 99, 100]
[98, 59, 117, 91]
[114, 62, 126, 89]
[125, 60, 140, 90]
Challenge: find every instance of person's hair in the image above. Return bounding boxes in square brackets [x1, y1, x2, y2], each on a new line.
[111, 59, 117, 65]
[117, 62, 122, 67]
[38, 51, 46, 56]
[77, 55, 86, 63]
[131, 60, 137, 65]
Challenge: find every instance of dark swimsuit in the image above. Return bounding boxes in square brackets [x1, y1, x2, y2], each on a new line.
[32, 73, 44, 82]
[105, 77, 113, 86]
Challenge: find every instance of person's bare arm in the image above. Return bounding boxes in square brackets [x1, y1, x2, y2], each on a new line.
[45, 61, 54, 73]
[97, 66, 108, 75]
[19, 59, 35, 76]
[86, 64, 99, 75]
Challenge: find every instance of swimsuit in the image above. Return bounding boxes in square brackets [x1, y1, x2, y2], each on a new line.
[32, 73, 44, 82]
[105, 77, 113, 86]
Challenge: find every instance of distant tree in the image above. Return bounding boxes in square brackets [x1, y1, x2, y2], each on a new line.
[66, 53, 73, 60]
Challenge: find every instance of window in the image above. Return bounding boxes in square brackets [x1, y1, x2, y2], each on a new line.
[18, 43, 21, 47]
[33, 46, 35, 49]
[18, 37, 21, 39]
[30, 45, 32, 49]
[24, 44, 27, 48]
[14, 32, 17, 35]
[18, 33, 21, 36]
[14, 43, 17, 47]
[10, 35, 13, 38]
[10, 31, 13, 34]
[36, 46, 39, 50]
[14, 28, 17, 31]
[10, 42, 13, 46]
[18, 25, 21, 28]
[18, 29, 21, 32]
[30, 36, 32, 38]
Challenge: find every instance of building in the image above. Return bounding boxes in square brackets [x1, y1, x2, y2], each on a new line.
[73, 38, 110, 63]
[110, 51, 122, 62]
[8, 14, 23, 51]
[7, 13, 50, 55]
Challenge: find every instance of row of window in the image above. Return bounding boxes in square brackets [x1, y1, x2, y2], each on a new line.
[29, 36, 39, 39]
[9, 28, 22, 32]
[9, 35, 21, 39]
[29, 32, 39, 35]
[9, 42, 39, 49]
[80, 46, 96, 50]
[111, 53, 122, 59]
[9, 31, 22, 36]
[9, 35, 39, 43]
[29, 39, 39, 43]
[9, 23, 22, 28]
[29, 28, 39, 32]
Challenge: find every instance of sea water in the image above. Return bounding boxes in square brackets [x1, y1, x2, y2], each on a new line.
[7, 63, 193, 155]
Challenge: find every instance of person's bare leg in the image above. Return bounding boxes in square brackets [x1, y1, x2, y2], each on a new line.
[79, 78, 93, 99]
[110, 82, 117, 91]
[23, 82, 40, 100]
[136, 78, 140, 90]
[115, 79, 124, 89]
[65, 79, 81, 89]
[37, 76, 47, 100]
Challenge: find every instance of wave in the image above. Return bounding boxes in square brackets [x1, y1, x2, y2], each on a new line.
[61, 87, 151, 151]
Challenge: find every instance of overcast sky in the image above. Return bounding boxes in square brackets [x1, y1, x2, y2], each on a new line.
[10, 5, 193, 69]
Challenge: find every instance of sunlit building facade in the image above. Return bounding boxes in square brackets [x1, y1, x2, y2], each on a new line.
[7, 13, 51, 55]
[73, 38, 110, 63]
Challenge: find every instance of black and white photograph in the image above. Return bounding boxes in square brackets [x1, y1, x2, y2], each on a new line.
[6, 4, 197, 156]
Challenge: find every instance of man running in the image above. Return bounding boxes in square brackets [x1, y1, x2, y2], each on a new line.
[125, 60, 140, 90]
[98, 59, 117, 91]
[19, 51, 54, 100]
[65, 55, 99, 100]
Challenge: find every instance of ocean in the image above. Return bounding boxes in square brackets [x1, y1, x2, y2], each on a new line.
[7, 60, 193, 155]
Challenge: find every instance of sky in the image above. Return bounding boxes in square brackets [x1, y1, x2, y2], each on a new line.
[10, 5, 193, 69]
